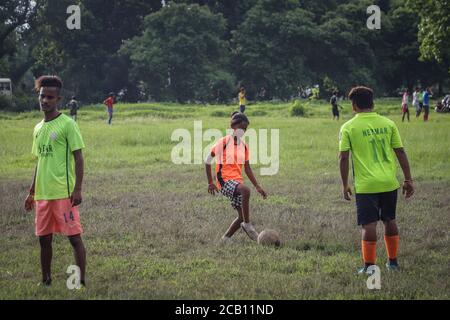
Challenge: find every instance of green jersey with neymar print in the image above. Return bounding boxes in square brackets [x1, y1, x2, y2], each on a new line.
[339, 112, 403, 194]
[32, 113, 85, 200]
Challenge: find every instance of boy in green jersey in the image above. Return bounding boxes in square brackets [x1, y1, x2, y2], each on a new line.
[339, 86, 414, 273]
[24, 76, 86, 287]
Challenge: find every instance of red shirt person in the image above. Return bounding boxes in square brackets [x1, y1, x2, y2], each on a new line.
[103, 93, 115, 125]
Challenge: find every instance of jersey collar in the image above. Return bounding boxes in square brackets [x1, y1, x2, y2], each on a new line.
[355, 111, 377, 117]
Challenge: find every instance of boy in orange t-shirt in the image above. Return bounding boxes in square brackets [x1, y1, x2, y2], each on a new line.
[205, 112, 267, 242]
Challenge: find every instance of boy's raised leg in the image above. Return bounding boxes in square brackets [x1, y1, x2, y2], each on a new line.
[236, 184, 258, 241]
[222, 208, 243, 240]
[223, 208, 243, 239]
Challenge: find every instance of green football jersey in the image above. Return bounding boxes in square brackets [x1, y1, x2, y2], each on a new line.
[32, 113, 85, 200]
[339, 112, 403, 193]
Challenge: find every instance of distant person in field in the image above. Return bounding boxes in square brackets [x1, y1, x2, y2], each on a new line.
[435, 100, 444, 112]
[330, 91, 341, 120]
[258, 86, 266, 101]
[401, 89, 410, 122]
[205, 112, 267, 243]
[24, 75, 86, 287]
[238, 87, 246, 113]
[441, 94, 450, 112]
[422, 87, 431, 121]
[412, 87, 421, 118]
[339, 86, 414, 274]
[311, 86, 320, 100]
[67, 96, 78, 121]
[103, 92, 115, 125]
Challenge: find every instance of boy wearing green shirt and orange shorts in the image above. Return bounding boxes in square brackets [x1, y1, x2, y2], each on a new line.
[24, 76, 86, 287]
[339, 86, 414, 273]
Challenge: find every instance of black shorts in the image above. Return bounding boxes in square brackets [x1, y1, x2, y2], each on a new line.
[355, 189, 398, 225]
[332, 106, 339, 116]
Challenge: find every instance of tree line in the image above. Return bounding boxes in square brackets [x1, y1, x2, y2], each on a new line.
[0, 0, 448, 109]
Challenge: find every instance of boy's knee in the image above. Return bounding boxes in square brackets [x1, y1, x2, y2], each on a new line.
[362, 222, 377, 230]
[68, 234, 83, 247]
[383, 219, 396, 226]
[383, 219, 398, 233]
[238, 185, 251, 197]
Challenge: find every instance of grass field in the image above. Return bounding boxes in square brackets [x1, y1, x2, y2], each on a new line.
[0, 99, 449, 299]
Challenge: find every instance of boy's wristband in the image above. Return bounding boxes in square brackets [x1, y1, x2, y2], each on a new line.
[404, 179, 413, 183]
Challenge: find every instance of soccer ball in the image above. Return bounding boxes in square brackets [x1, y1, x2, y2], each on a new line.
[257, 229, 281, 247]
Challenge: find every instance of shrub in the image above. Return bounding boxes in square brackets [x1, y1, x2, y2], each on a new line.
[0, 92, 38, 112]
[0, 94, 14, 110]
[290, 100, 306, 117]
[13, 94, 38, 112]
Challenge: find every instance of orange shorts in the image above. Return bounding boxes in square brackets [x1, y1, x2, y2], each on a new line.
[35, 199, 83, 237]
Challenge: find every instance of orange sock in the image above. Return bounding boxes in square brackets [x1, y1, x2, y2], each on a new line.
[384, 235, 399, 260]
[361, 240, 377, 265]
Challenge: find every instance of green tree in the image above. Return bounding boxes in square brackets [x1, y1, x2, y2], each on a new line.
[408, 0, 450, 70]
[30, 0, 162, 102]
[121, 3, 233, 102]
[381, 3, 432, 91]
[171, 0, 258, 38]
[232, 0, 319, 100]
[0, 0, 42, 86]
[317, 0, 384, 93]
[0, 0, 40, 59]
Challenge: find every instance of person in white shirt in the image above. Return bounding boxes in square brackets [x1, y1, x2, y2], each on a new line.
[402, 89, 410, 122]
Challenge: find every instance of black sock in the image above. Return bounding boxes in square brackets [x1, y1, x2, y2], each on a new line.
[389, 258, 398, 265]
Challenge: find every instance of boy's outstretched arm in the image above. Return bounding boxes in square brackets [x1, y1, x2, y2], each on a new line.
[244, 161, 267, 199]
[339, 151, 352, 200]
[205, 153, 218, 195]
[24, 166, 37, 212]
[394, 148, 414, 198]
